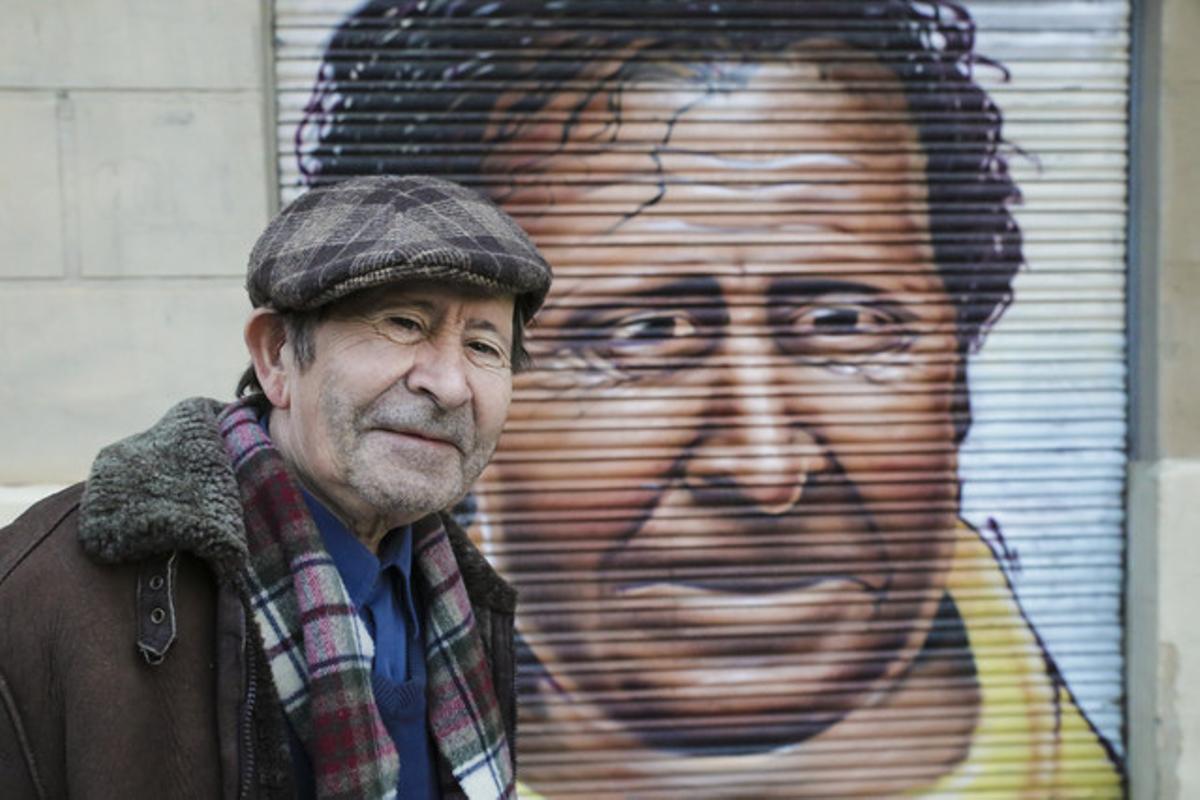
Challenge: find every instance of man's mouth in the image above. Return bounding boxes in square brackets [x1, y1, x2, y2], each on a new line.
[375, 426, 462, 453]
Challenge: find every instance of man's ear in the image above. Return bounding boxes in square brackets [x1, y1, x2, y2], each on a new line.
[244, 309, 292, 408]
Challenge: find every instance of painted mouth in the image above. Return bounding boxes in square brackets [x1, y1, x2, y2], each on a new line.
[617, 574, 875, 598]
[607, 576, 883, 630]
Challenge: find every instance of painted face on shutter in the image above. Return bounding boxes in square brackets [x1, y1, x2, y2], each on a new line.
[476, 57, 964, 751]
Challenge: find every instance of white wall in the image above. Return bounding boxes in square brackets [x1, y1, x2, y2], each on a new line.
[0, 0, 274, 501]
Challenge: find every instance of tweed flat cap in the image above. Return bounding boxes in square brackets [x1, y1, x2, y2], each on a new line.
[247, 175, 552, 318]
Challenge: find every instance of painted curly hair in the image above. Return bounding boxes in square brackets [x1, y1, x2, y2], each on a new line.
[296, 0, 1022, 357]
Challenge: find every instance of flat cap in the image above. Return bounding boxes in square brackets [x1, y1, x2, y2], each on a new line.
[247, 175, 552, 318]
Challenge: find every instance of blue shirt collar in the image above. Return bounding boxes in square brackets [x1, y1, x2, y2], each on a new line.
[299, 488, 415, 618]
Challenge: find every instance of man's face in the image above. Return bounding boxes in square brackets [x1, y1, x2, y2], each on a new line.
[277, 282, 515, 532]
[477, 57, 963, 749]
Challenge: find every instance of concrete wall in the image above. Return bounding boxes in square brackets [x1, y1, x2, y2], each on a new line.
[0, 0, 274, 513]
[1126, 0, 1200, 796]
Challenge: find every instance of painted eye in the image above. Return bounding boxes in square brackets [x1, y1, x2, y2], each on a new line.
[777, 302, 913, 358]
[527, 297, 725, 383]
[540, 308, 718, 377]
[609, 313, 698, 348]
[588, 311, 713, 369]
[810, 307, 865, 331]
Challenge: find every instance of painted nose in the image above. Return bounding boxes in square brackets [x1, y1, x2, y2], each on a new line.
[681, 339, 816, 514]
[404, 336, 472, 410]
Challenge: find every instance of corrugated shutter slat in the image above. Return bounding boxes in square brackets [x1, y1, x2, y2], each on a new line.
[272, 1, 1129, 796]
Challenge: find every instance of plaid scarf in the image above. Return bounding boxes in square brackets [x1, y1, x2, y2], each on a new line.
[218, 400, 514, 800]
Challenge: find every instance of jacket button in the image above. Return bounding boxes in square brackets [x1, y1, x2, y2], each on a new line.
[149, 575, 165, 591]
[150, 607, 167, 624]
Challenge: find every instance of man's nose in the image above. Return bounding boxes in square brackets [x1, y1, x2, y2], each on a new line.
[403, 334, 472, 410]
[681, 334, 817, 514]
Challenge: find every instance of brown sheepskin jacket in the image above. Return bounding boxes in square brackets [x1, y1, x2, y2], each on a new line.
[0, 398, 518, 799]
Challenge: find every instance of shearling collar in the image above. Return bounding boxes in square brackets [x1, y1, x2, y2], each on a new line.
[75, 396, 516, 613]
[78, 397, 249, 573]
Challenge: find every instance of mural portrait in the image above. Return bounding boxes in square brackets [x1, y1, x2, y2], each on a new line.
[284, 1, 1128, 796]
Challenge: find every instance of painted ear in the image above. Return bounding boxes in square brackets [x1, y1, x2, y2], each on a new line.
[243, 308, 292, 408]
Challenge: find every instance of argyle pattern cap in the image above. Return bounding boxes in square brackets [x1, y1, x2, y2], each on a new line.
[247, 175, 551, 318]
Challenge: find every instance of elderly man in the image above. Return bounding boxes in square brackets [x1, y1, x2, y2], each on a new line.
[0, 175, 550, 799]
[297, 1, 1123, 797]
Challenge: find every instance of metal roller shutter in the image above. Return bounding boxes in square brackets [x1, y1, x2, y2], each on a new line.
[273, 1, 1129, 795]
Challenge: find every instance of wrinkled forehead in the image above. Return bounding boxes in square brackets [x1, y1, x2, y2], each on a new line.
[483, 44, 914, 154]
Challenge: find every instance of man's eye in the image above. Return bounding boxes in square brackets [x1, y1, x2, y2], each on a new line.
[388, 315, 422, 331]
[466, 339, 510, 369]
[380, 315, 425, 339]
